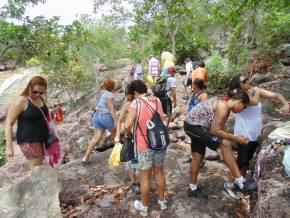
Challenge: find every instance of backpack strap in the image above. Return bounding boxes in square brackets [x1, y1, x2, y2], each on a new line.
[135, 98, 149, 146]
[138, 97, 157, 114]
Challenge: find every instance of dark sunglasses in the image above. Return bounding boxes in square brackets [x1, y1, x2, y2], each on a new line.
[240, 78, 249, 84]
[32, 90, 45, 95]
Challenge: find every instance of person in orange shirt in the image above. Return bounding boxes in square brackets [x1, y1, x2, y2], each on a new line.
[191, 61, 208, 91]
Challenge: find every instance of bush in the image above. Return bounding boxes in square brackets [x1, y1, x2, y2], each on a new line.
[0, 128, 6, 166]
[206, 53, 228, 91]
[26, 57, 40, 66]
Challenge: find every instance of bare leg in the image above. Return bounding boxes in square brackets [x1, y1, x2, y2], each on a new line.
[28, 156, 44, 170]
[154, 166, 166, 201]
[220, 140, 241, 178]
[85, 129, 105, 159]
[140, 169, 152, 207]
[190, 152, 204, 184]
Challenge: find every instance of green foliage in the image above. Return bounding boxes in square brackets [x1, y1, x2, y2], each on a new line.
[0, 128, 6, 166]
[205, 53, 227, 91]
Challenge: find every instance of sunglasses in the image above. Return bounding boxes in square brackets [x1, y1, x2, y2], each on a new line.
[240, 78, 249, 84]
[32, 90, 45, 95]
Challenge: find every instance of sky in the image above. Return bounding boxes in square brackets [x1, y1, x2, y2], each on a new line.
[0, 0, 106, 25]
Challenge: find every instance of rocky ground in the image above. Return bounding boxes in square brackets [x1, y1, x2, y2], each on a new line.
[0, 57, 289, 218]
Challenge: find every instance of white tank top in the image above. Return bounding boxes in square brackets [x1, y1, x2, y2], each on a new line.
[234, 103, 262, 141]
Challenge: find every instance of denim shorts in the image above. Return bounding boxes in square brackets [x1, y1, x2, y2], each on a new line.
[92, 112, 114, 130]
[137, 149, 166, 170]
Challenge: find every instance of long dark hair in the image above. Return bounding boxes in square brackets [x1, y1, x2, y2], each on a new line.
[193, 78, 206, 90]
[228, 74, 241, 97]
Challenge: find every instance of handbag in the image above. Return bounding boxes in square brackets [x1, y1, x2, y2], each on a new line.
[120, 137, 135, 162]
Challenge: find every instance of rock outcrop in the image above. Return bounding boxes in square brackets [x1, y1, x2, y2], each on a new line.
[0, 166, 61, 218]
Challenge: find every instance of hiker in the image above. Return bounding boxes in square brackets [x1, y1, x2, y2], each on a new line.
[181, 58, 194, 100]
[160, 49, 175, 76]
[191, 61, 208, 91]
[82, 79, 117, 165]
[183, 78, 208, 164]
[125, 80, 168, 216]
[114, 84, 140, 194]
[5, 76, 50, 169]
[148, 56, 160, 84]
[183, 90, 258, 198]
[134, 59, 144, 81]
[159, 66, 177, 126]
[52, 102, 65, 124]
[223, 75, 289, 199]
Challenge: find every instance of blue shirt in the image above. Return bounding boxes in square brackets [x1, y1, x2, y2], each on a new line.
[95, 90, 114, 113]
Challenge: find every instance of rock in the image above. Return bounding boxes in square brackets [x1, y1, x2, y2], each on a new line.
[0, 65, 6, 71]
[268, 121, 290, 141]
[250, 73, 272, 85]
[278, 58, 290, 66]
[0, 166, 61, 218]
[275, 43, 290, 57]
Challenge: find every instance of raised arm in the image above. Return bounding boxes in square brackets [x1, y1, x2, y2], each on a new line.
[256, 87, 289, 113]
[114, 102, 130, 143]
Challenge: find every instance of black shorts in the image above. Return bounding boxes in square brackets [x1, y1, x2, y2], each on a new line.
[236, 141, 259, 168]
[160, 96, 172, 115]
[184, 122, 222, 155]
[182, 78, 192, 87]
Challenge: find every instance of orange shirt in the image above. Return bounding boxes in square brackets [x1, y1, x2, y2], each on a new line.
[191, 67, 208, 82]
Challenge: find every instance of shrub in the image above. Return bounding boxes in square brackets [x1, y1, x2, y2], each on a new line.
[0, 128, 6, 166]
[206, 53, 228, 91]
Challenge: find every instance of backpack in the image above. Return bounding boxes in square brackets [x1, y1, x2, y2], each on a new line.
[152, 76, 168, 98]
[136, 98, 169, 150]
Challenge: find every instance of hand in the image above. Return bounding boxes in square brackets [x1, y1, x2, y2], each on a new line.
[114, 136, 120, 143]
[235, 136, 249, 145]
[6, 146, 14, 158]
[280, 104, 289, 114]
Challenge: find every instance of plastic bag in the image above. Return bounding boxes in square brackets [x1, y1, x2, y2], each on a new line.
[120, 137, 135, 162]
[108, 143, 123, 166]
[282, 145, 290, 176]
[146, 74, 154, 88]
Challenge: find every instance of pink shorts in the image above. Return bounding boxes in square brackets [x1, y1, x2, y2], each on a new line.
[19, 142, 44, 160]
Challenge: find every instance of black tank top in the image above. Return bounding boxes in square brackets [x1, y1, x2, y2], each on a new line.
[16, 99, 49, 144]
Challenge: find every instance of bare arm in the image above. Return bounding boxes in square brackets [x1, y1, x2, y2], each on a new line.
[114, 102, 130, 142]
[107, 97, 116, 122]
[257, 87, 289, 113]
[199, 93, 208, 102]
[210, 101, 248, 144]
[124, 109, 137, 137]
[5, 97, 27, 157]
[172, 87, 177, 107]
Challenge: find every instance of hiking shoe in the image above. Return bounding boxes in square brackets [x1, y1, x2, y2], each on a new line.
[186, 188, 207, 198]
[134, 200, 148, 217]
[81, 156, 90, 166]
[223, 183, 241, 200]
[235, 180, 258, 193]
[157, 199, 168, 211]
[182, 156, 192, 163]
[182, 96, 189, 100]
[132, 183, 141, 194]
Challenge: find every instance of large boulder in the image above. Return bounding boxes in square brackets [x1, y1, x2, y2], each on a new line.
[0, 166, 61, 218]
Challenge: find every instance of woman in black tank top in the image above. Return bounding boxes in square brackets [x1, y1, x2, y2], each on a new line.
[5, 76, 49, 169]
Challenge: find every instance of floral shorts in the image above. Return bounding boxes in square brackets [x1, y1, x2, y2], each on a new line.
[19, 142, 44, 160]
[137, 149, 166, 170]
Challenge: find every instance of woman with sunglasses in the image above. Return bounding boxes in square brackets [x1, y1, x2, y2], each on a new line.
[224, 75, 289, 199]
[5, 76, 49, 169]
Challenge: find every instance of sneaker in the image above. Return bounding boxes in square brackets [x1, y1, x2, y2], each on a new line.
[182, 156, 192, 163]
[134, 200, 148, 217]
[186, 187, 207, 198]
[223, 183, 241, 200]
[132, 183, 141, 194]
[235, 180, 258, 193]
[157, 199, 168, 211]
[82, 156, 90, 166]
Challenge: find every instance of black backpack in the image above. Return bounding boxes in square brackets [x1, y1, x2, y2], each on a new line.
[152, 76, 169, 98]
[136, 98, 169, 150]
